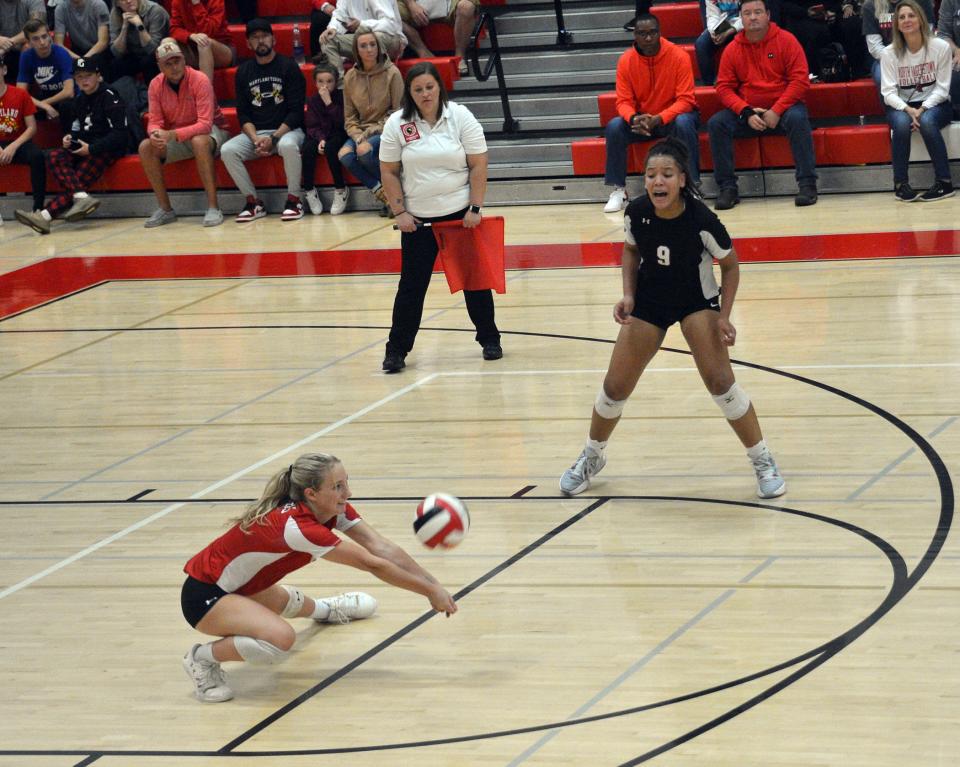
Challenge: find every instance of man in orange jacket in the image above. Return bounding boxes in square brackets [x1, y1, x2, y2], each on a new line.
[707, 0, 818, 210]
[603, 13, 699, 213]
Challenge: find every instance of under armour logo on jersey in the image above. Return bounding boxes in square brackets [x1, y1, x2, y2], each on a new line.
[641, 217, 651, 225]
[205, 597, 218, 605]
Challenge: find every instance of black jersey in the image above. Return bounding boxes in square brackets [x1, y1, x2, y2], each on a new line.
[624, 196, 732, 305]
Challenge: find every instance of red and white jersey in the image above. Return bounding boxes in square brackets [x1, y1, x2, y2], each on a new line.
[184, 501, 362, 595]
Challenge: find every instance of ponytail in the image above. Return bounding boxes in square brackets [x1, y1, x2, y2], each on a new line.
[232, 453, 341, 531]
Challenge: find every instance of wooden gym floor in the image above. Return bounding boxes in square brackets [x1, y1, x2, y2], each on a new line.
[0, 193, 957, 766]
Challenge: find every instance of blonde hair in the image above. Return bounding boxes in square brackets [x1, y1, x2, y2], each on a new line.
[233, 453, 341, 531]
[892, 0, 930, 57]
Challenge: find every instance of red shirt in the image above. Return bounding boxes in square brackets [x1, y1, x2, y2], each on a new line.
[184, 501, 362, 595]
[0, 85, 36, 143]
[715, 22, 809, 116]
[169, 0, 231, 46]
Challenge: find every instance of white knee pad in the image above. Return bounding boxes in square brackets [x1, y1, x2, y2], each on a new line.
[712, 383, 751, 421]
[594, 387, 628, 420]
[280, 585, 305, 619]
[234, 636, 288, 665]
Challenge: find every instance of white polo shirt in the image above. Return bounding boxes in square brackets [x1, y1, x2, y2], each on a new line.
[380, 101, 487, 218]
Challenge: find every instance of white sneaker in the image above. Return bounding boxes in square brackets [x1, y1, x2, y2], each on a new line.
[202, 208, 224, 227]
[559, 447, 607, 496]
[305, 188, 323, 215]
[603, 188, 628, 213]
[330, 187, 349, 215]
[751, 449, 786, 499]
[182, 644, 233, 703]
[315, 592, 378, 624]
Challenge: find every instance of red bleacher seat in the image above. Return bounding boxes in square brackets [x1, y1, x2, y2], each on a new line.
[597, 80, 884, 126]
[655, 3, 704, 39]
[571, 135, 762, 174]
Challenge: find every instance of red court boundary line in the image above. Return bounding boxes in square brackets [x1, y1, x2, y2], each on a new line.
[2, 229, 959, 320]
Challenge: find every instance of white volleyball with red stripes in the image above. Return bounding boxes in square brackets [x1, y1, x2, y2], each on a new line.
[413, 493, 470, 549]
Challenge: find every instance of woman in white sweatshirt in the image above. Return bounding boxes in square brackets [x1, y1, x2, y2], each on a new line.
[880, 0, 954, 201]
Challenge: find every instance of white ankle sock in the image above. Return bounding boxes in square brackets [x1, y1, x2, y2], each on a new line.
[194, 643, 217, 663]
[310, 599, 331, 621]
[586, 438, 607, 454]
[40, 210, 52, 221]
[73, 191, 88, 199]
[746, 440, 768, 460]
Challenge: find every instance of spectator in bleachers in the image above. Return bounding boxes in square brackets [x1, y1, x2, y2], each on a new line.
[708, 0, 818, 209]
[398, 0, 477, 76]
[318, 0, 405, 76]
[862, 0, 934, 89]
[697, 0, 742, 85]
[221, 18, 306, 222]
[17, 18, 74, 130]
[780, 0, 867, 78]
[0, 57, 45, 210]
[109, 0, 170, 81]
[14, 57, 126, 234]
[54, 0, 110, 72]
[935, 0, 960, 114]
[0, 0, 44, 83]
[303, 61, 350, 215]
[310, 0, 336, 58]
[602, 13, 699, 214]
[139, 37, 230, 227]
[168, 0, 235, 79]
[339, 24, 401, 214]
[882, 0, 954, 201]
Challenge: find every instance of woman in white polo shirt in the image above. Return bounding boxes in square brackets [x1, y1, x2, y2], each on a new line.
[378, 61, 502, 374]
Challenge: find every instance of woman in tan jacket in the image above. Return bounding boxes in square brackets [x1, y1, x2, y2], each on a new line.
[338, 26, 403, 215]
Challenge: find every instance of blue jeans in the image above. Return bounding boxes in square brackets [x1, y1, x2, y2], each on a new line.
[340, 134, 382, 189]
[885, 101, 953, 184]
[604, 111, 701, 187]
[951, 69, 960, 117]
[695, 29, 732, 86]
[707, 103, 818, 190]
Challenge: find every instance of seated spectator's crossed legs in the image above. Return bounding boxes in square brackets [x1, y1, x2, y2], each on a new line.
[44, 148, 116, 220]
[5, 140, 46, 211]
[338, 134, 383, 191]
[886, 101, 953, 186]
[604, 112, 701, 190]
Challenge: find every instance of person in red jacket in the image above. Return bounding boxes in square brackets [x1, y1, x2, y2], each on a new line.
[707, 0, 818, 210]
[168, 0, 235, 79]
[602, 14, 699, 214]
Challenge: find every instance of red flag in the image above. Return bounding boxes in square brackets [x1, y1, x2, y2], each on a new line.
[432, 217, 506, 294]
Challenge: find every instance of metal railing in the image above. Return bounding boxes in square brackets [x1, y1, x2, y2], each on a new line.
[553, 0, 574, 45]
[468, 10, 520, 134]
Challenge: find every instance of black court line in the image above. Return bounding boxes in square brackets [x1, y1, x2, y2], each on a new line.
[511, 485, 536, 498]
[125, 489, 155, 502]
[217, 497, 610, 752]
[0, 329, 952, 762]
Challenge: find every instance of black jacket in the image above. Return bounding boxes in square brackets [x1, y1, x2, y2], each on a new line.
[72, 84, 129, 157]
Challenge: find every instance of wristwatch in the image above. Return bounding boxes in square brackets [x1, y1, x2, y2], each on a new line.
[468, 204, 481, 214]
[136, 24, 145, 31]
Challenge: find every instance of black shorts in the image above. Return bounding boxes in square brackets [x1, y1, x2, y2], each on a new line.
[181, 575, 229, 628]
[631, 293, 720, 330]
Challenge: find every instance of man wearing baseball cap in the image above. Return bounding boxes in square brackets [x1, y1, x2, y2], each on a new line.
[15, 56, 127, 234]
[220, 18, 306, 222]
[138, 37, 231, 227]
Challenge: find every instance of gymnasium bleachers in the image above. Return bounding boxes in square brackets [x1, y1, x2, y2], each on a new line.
[1, 0, 958, 212]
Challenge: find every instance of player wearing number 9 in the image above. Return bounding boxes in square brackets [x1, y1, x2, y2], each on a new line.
[559, 137, 787, 501]
[179, 452, 456, 703]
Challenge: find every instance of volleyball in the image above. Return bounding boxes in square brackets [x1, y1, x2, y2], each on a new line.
[413, 493, 470, 549]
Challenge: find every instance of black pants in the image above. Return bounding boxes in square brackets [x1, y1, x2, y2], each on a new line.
[310, 8, 332, 57]
[2, 140, 46, 210]
[110, 51, 159, 82]
[301, 129, 347, 189]
[387, 208, 500, 356]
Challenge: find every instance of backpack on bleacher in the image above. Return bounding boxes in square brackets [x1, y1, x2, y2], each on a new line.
[108, 75, 149, 154]
[817, 43, 851, 83]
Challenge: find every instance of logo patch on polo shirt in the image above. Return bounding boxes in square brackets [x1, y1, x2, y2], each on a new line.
[401, 122, 421, 142]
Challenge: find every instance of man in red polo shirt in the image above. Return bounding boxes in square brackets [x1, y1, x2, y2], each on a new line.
[0, 57, 45, 216]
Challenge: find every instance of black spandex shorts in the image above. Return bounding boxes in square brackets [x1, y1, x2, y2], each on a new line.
[631, 293, 720, 330]
[181, 575, 229, 628]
